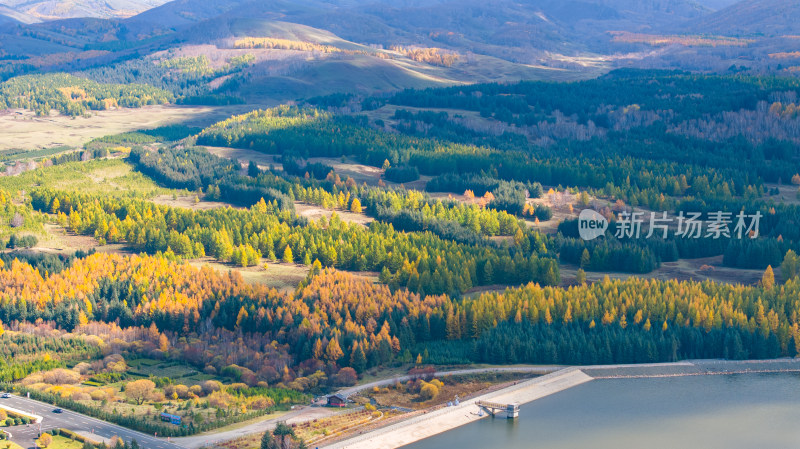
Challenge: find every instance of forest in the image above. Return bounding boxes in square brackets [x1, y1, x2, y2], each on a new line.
[0, 73, 173, 116]
[77, 53, 254, 101]
[128, 143, 541, 243]
[191, 70, 800, 273]
[1, 69, 800, 444]
[29, 187, 559, 296]
[0, 254, 796, 385]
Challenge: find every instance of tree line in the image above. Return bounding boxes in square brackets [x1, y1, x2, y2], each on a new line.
[2, 254, 797, 384]
[0, 73, 173, 116]
[31, 188, 559, 296]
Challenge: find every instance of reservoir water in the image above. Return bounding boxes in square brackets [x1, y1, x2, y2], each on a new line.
[401, 373, 800, 449]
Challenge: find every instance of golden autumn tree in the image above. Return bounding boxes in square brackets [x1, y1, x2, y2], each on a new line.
[282, 246, 294, 264]
[325, 338, 344, 363]
[350, 198, 363, 214]
[126, 379, 156, 405]
[762, 265, 775, 289]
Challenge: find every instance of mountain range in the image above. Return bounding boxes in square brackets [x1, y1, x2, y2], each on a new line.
[0, 0, 798, 102]
[0, 0, 171, 20]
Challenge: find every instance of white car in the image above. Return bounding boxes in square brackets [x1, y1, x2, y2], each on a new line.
[0, 393, 11, 398]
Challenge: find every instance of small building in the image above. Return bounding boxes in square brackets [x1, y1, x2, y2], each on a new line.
[327, 394, 347, 407]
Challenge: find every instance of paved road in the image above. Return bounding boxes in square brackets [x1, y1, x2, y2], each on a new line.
[172, 409, 302, 449]
[0, 394, 184, 449]
[336, 365, 561, 397]
[171, 407, 332, 449]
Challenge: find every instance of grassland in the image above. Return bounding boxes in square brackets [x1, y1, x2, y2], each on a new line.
[0, 159, 177, 197]
[1, 440, 25, 449]
[202, 146, 282, 170]
[151, 194, 236, 211]
[126, 358, 209, 384]
[0, 105, 256, 152]
[202, 146, 387, 187]
[188, 259, 310, 293]
[559, 255, 767, 287]
[0, 158, 187, 254]
[45, 435, 83, 449]
[294, 203, 374, 227]
[231, 41, 593, 103]
[188, 258, 379, 293]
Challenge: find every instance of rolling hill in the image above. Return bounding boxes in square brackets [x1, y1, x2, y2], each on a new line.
[0, 4, 38, 22]
[684, 0, 800, 36]
[0, 0, 171, 19]
[0, 0, 799, 104]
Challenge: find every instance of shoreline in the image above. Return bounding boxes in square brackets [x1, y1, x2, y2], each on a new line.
[321, 358, 800, 449]
[321, 368, 592, 449]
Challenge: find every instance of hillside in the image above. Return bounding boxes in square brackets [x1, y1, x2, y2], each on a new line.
[0, 8, 597, 103]
[0, 4, 37, 23]
[684, 0, 800, 36]
[0, 0, 170, 19]
[693, 0, 740, 10]
[1, 0, 800, 103]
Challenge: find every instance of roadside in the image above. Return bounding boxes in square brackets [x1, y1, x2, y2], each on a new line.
[5, 359, 800, 449]
[0, 394, 183, 449]
[173, 406, 341, 449]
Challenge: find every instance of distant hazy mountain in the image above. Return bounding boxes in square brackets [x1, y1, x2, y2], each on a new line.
[0, 13, 18, 24]
[2, 0, 799, 103]
[692, 0, 740, 10]
[0, 0, 170, 20]
[685, 0, 800, 35]
[126, 0, 251, 27]
[266, 0, 713, 56]
[0, 4, 38, 22]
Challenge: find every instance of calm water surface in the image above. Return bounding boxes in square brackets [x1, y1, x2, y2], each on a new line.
[402, 374, 800, 449]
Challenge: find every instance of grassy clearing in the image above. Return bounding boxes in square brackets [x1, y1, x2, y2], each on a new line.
[189, 259, 310, 293]
[356, 366, 413, 386]
[2, 441, 26, 449]
[45, 435, 83, 449]
[125, 358, 217, 386]
[763, 183, 800, 205]
[203, 146, 386, 187]
[202, 146, 282, 171]
[294, 203, 373, 227]
[559, 255, 766, 287]
[188, 259, 378, 293]
[0, 105, 256, 152]
[151, 194, 237, 211]
[0, 159, 178, 198]
[127, 359, 199, 380]
[34, 223, 134, 256]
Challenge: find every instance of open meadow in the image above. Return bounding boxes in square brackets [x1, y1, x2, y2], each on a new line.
[0, 105, 257, 153]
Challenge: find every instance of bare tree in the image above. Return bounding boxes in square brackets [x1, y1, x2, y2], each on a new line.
[10, 212, 23, 228]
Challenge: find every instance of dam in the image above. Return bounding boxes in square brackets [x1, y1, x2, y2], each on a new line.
[322, 358, 800, 449]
